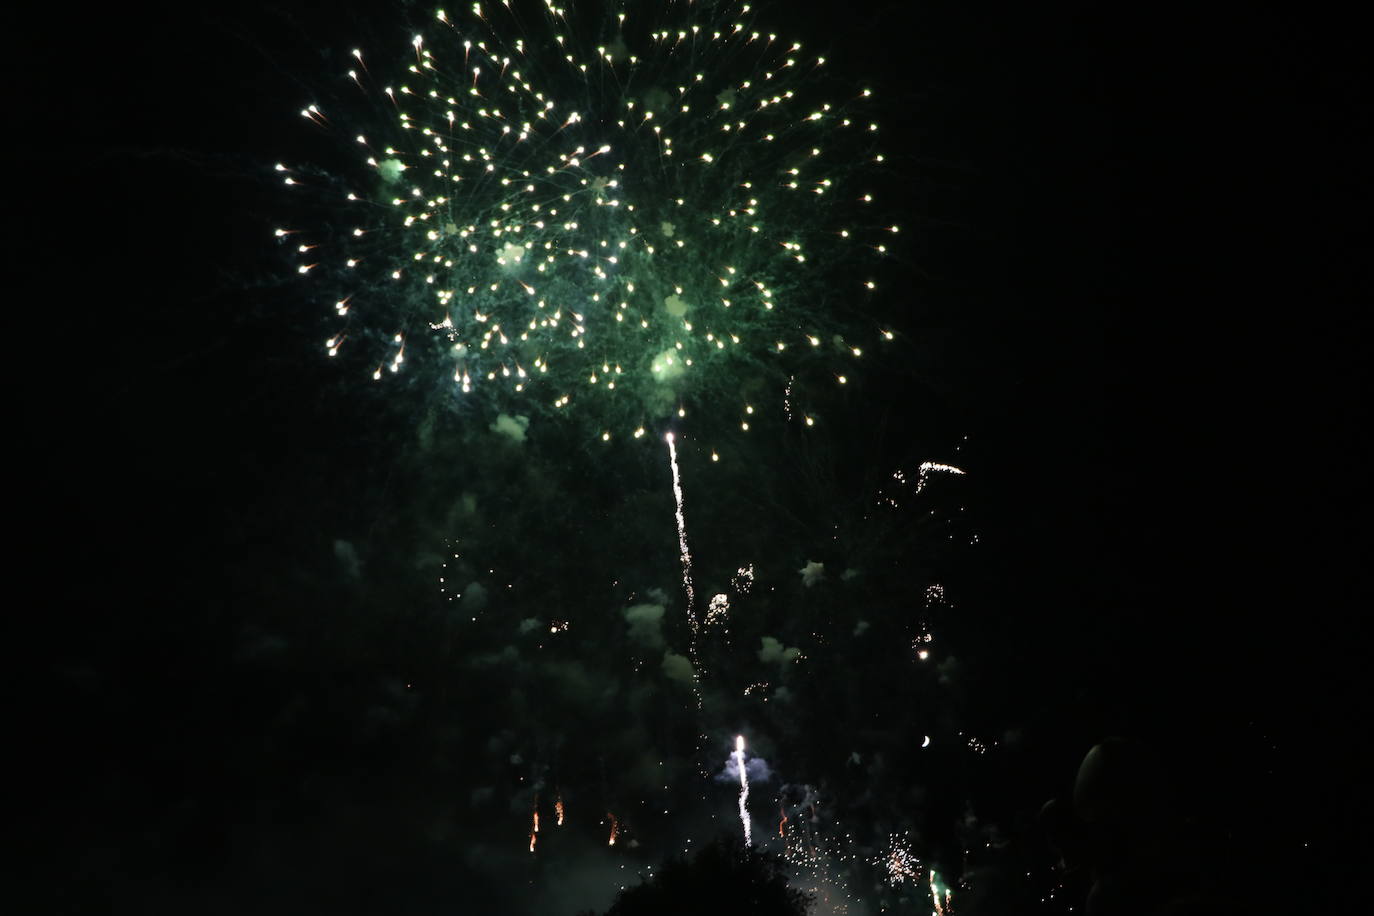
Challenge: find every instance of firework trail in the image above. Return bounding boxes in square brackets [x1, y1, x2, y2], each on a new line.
[529, 798, 540, 852]
[666, 432, 699, 671]
[931, 869, 954, 916]
[915, 461, 966, 493]
[734, 734, 752, 845]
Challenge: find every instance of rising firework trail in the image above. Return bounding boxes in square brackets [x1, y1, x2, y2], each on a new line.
[734, 734, 752, 845]
[666, 433, 699, 673]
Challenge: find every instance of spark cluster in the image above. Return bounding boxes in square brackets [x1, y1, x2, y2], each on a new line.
[705, 592, 730, 628]
[732, 564, 755, 593]
[878, 831, 920, 886]
[278, 0, 899, 441]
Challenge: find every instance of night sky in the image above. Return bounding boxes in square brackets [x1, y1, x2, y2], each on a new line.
[15, 1, 1365, 914]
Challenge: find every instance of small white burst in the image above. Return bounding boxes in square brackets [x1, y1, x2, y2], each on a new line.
[732, 564, 755, 593]
[705, 593, 730, 628]
[879, 832, 919, 886]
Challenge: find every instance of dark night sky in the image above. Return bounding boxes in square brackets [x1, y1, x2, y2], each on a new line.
[13, 1, 1366, 913]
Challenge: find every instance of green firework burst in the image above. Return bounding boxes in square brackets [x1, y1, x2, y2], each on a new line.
[279, 0, 902, 442]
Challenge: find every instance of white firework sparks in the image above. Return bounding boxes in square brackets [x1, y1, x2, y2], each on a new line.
[915, 461, 966, 493]
[734, 734, 752, 845]
[666, 432, 699, 667]
[705, 593, 730, 628]
[280, 0, 900, 441]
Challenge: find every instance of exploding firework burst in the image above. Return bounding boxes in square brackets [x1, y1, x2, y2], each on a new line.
[278, 0, 901, 441]
[877, 831, 920, 886]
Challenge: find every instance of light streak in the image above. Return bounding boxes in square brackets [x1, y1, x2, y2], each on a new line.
[555, 794, 564, 826]
[734, 734, 752, 845]
[607, 812, 619, 846]
[916, 461, 966, 493]
[666, 433, 699, 668]
[930, 869, 954, 916]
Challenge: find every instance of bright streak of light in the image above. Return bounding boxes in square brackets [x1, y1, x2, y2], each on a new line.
[931, 869, 954, 916]
[734, 734, 752, 845]
[916, 461, 966, 493]
[555, 795, 565, 826]
[666, 433, 699, 668]
[607, 812, 619, 846]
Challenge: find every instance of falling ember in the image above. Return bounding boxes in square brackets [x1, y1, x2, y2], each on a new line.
[607, 812, 619, 846]
[779, 803, 789, 837]
[555, 796, 565, 826]
[734, 735, 752, 845]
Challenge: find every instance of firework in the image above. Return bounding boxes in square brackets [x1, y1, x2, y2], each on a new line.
[666, 432, 698, 663]
[930, 869, 955, 916]
[704, 592, 729, 628]
[732, 563, 755, 593]
[279, 0, 898, 440]
[878, 831, 919, 886]
[529, 798, 540, 851]
[915, 461, 965, 493]
[733, 734, 752, 845]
